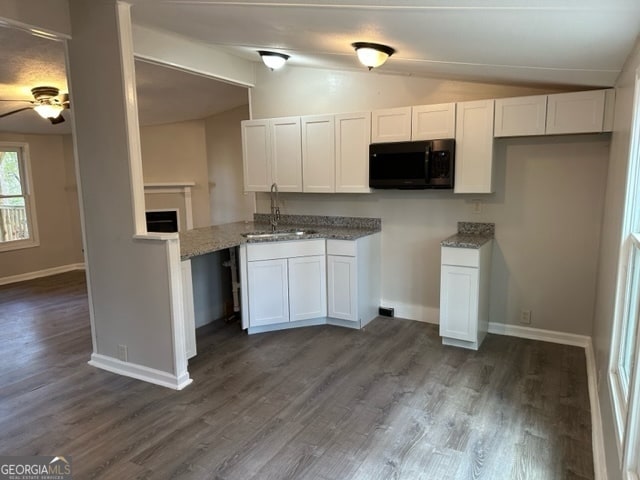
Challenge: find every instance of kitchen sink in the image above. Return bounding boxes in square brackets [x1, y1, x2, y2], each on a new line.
[241, 229, 318, 240]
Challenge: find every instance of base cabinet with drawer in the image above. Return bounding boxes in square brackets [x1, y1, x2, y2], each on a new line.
[239, 234, 380, 334]
[439, 241, 492, 350]
[241, 239, 327, 332]
[326, 234, 381, 328]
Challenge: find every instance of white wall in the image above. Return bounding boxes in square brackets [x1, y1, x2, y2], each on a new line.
[204, 105, 254, 225]
[251, 66, 609, 336]
[0, 133, 83, 279]
[250, 66, 570, 119]
[591, 37, 640, 480]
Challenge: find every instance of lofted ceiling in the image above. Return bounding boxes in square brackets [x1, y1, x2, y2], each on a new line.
[129, 0, 640, 87]
[1, 1, 640, 134]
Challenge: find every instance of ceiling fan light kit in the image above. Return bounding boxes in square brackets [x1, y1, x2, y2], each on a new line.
[258, 50, 290, 70]
[33, 103, 63, 119]
[352, 42, 396, 70]
[0, 85, 69, 124]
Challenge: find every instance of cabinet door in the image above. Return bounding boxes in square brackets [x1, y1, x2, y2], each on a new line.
[247, 259, 289, 326]
[439, 265, 478, 342]
[371, 106, 412, 143]
[494, 95, 547, 137]
[271, 116, 302, 192]
[327, 255, 357, 321]
[412, 103, 456, 140]
[546, 90, 605, 135]
[241, 120, 271, 192]
[454, 99, 495, 194]
[289, 255, 327, 321]
[302, 115, 335, 193]
[335, 112, 371, 193]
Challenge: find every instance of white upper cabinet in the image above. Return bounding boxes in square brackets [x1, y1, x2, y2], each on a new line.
[241, 119, 272, 192]
[412, 103, 456, 140]
[270, 116, 302, 192]
[455, 99, 495, 194]
[546, 90, 606, 135]
[241, 117, 302, 192]
[335, 112, 372, 193]
[302, 114, 335, 193]
[494, 95, 547, 137]
[371, 106, 412, 143]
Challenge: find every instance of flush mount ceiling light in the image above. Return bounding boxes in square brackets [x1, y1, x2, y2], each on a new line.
[258, 50, 290, 71]
[351, 42, 396, 70]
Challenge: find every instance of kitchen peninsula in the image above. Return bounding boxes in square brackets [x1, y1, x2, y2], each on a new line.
[179, 214, 381, 356]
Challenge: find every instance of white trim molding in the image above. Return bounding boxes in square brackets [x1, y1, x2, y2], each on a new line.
[487, 322, 590, 347]
[89, 353, 192, 391]
[585, 339, 609, 480]
[0, 262, 85, 286]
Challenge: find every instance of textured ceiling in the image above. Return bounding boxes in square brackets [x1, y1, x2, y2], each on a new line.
[0, 25, 249, 135]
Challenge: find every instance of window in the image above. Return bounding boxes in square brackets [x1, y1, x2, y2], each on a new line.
[610, 69, 640, 480]
[0, 143, 38, 252]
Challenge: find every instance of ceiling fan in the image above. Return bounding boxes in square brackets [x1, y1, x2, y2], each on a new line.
[0, 86, 70, 124]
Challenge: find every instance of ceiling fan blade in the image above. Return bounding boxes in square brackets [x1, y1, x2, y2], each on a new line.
[0, 107, 34, 119]
[0, 99, 32, 103]
[49, 114, 65, 125]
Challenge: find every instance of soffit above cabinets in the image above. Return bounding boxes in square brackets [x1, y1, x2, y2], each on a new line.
[129, 0, 640, 87]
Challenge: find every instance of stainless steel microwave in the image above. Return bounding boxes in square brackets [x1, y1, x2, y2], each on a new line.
[369, 139, 455, 189]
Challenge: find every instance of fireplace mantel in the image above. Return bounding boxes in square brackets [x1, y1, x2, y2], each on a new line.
[144, 182, 195, 230]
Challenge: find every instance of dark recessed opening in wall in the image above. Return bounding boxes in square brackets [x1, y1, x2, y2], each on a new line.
[146, 210, 178, 233]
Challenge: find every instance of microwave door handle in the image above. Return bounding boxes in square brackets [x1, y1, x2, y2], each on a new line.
[425, 145, 431, 184]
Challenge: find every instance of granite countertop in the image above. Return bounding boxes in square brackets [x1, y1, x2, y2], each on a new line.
[441, 222, 495, 249]
[179, 214, 381, 260]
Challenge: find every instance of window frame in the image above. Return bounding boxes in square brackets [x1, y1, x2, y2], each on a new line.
[609, 68, 640, 479]
[0, 142, 39, 252]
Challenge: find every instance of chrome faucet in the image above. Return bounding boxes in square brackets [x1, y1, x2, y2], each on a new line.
[270, 182, 280, 232]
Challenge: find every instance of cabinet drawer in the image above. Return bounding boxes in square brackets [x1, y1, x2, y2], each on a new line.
[327, 239, 356, 256]
[441, 246, 480, 267]
[247, 239, 325, 261]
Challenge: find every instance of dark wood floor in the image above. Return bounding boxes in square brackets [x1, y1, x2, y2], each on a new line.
[0, 271, 593, 479]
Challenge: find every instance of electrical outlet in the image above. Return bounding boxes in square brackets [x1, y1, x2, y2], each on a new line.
[472, 199, 482, 214]
[520, 310, 532, 325]
[117, 344, 128, 362]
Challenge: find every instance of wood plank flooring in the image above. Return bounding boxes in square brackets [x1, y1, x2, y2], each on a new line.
[0, 271, 594, 479]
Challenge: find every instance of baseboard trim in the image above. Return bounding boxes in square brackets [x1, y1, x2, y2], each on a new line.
[89, 353, 192, 391]
[487, 322, 590, 348]
[585, 340, 608, 480]
[0, 263, 85, 286]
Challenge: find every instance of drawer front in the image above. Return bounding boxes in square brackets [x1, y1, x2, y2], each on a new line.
[441, 246, 480, 267]
[326, 239, 356, 256]
[248, 239, 325, 261]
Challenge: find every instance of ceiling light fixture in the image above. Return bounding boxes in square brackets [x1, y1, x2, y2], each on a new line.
[351, 42, 396, 70]
[33, 103, 63, 119]
[258, 50, 290, 71]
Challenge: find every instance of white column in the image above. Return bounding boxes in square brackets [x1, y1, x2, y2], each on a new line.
[66, 0, 190, 389]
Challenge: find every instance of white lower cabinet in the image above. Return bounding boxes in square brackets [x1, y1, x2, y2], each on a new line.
[439, 241, 492, 350]
[326, 234, 381, 328]
[247, 258, 290, 326]
[239, 234, 381, 334]
[327, 254, 357, 321]
[289, 255, 327, 321]
[241, 239, 327, 332]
